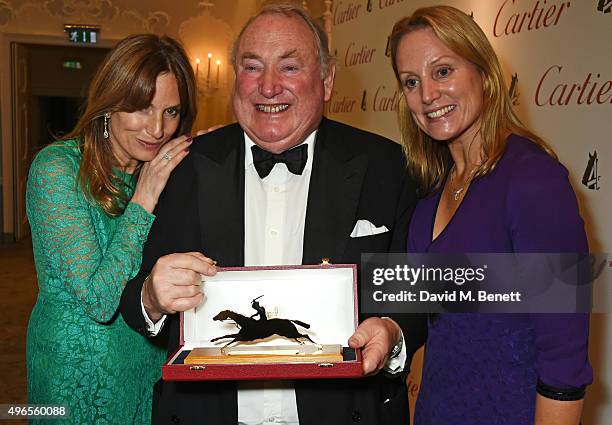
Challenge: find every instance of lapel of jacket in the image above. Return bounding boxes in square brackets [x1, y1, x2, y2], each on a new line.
[302, 117, 368, 264]
[192, 124, 245, 267]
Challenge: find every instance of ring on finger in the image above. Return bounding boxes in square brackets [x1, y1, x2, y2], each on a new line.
[163, 152, 172, 162]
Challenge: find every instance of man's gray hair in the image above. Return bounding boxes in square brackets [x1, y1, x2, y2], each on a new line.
[230, 4, 334, 79]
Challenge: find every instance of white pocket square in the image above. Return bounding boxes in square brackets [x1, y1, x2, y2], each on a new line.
[350, 219, 389, 238]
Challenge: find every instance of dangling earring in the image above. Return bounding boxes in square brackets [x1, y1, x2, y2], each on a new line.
[103, 113, 110, 139]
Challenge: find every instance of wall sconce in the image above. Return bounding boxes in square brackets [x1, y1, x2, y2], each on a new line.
[194, 52, 222, 98]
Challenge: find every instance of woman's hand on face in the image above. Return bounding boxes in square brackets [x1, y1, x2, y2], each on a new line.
[130, 134, 193, 213]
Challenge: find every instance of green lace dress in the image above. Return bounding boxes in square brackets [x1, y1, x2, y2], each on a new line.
[26, 139, 166, 424]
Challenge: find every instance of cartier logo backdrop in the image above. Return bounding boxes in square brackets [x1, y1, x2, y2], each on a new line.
[328, 1, 611, 423]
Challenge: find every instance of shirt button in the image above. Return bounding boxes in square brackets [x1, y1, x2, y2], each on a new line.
[273, 186, 281, 193]
[270, 229, 278, 236]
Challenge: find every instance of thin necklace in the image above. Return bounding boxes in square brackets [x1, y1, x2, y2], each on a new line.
[449, 165, 477, 201]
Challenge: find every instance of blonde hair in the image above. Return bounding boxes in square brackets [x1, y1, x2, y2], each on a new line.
[63, 34, 197, 215]
[389, 5, 555, 195]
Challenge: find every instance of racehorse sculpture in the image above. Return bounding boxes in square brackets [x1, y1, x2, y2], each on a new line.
[211, 299, 315, 349]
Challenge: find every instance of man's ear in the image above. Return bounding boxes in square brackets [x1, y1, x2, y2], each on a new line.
[323, 62, 336, 102]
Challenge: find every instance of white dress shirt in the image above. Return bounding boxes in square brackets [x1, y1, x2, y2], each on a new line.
[236, 132, 317, 425]
[143, 130, 406, 425]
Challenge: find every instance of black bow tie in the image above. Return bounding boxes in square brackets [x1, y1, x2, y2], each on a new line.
[251, 144, 308, 179]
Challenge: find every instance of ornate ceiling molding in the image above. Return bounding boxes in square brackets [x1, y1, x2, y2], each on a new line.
[42, 0, 119, 20]
[0, 0, 172, 35]
[0, 1, 15, 27]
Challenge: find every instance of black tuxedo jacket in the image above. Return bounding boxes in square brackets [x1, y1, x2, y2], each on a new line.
[121, 117, 426, 425]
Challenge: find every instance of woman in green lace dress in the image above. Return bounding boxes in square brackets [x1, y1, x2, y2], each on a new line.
[26, 34, 197, 424]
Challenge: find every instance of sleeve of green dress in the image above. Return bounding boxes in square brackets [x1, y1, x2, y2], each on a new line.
[26, 142, 155, 323]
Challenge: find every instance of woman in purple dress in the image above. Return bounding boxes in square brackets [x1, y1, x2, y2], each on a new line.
[389, 6, 592, 425]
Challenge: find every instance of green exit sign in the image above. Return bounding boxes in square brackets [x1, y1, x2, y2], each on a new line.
[62, 60, 82, 70]
[64, 24, 100, 44]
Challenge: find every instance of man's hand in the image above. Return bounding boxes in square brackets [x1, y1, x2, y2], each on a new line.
[348, 317, 402, 375]
[141, 252, 217, 322]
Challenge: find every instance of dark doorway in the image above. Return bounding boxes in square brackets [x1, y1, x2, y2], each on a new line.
[12, 43, 110, 240]
[37, 96, 84, 146]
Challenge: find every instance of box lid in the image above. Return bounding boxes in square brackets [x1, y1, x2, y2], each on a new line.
[181, 264, 358, 349]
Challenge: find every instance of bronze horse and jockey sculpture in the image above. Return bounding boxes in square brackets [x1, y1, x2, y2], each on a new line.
[211, 296, 316, 350]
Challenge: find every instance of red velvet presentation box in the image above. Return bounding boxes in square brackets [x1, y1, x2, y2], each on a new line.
[162, 264, 362, 381]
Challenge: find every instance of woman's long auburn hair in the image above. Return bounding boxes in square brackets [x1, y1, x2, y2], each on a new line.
[63, 34, 197, 216]
[389, 6, 555, 195]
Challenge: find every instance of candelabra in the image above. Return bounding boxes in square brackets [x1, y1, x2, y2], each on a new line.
[194, 53, 223, 98]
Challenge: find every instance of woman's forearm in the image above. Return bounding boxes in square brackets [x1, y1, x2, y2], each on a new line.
[535, 394, 583, 425]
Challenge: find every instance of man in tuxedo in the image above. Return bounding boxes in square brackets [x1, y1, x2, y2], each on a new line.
[120, 4, 425, 425]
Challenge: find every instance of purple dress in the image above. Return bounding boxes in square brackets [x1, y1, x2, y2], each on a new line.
[410, 135, 593, 424]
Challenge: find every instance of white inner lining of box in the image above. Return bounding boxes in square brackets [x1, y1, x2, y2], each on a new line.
[176, 267, 356, 358]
